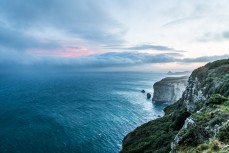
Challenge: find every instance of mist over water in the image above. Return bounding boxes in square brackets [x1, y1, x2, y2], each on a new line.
[0, 72, 167, 153]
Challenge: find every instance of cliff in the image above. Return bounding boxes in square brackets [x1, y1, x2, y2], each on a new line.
[121, 59, 229, 153]
[152, 76, 189, 103]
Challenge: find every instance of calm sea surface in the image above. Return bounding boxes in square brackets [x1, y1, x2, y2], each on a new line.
[0, 72, 168, 153]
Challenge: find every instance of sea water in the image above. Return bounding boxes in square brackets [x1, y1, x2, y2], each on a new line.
[0, 72, 167, 153]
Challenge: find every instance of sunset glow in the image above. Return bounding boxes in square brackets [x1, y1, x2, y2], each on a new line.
[29, 47, 95, 57]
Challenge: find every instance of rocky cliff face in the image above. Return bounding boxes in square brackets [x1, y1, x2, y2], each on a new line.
[153, 76, 188, 104]
[121, 59, 229, 153]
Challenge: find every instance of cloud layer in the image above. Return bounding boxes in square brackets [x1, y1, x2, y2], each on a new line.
[0, 0, 229, 71]
[1, 50, 228, 70]
[0, 0, 125, 53]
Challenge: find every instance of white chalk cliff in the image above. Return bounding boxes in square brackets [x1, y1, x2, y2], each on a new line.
[152, 76, 189, 103]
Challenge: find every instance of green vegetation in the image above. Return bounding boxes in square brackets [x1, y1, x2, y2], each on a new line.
[191, 58, 229, 97]
[179, 140, 220, 152]
[218, 82, 229, 97]
[121, 59, 229, 153]
[206, 94, 228, 105]
[177, 139, 229, 153]
[216, 123, 229, 143]
[121, 100, 190, 153]
[173, 95, 229, 152]
[206, 58, 229, 69]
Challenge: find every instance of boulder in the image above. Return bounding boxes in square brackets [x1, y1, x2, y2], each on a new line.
[147, 93, 151, 99]
[141, 90, 145, 93]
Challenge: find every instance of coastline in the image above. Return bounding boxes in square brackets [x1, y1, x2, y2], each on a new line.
[121, 59, 229, 153]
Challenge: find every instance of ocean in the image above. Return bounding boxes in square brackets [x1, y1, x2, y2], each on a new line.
[0, 72, 168, 153]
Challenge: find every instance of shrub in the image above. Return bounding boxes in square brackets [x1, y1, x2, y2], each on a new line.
[216, 123, 229, 143]
[210, 140, 220, 151]
[197, 144, 209, 151]
[206, 59, 229, 69]
[206, 94, 228, 105]
[209, 116, 223, 126]
[219, 83, 229, 94]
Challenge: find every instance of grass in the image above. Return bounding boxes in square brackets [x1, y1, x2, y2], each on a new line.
[121, 59, 229, 153]
[173, 95, 229, 152]
[121, 100, 190, 153]
[206, 94, 228, 105]
[216, 123, 229, 143]
[206, 58, 229, 69]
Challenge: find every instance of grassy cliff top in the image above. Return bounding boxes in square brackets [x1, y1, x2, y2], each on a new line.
[154, 76, 189, 86]
[172, 94, 229, 153]
[121, 58, 229, 153]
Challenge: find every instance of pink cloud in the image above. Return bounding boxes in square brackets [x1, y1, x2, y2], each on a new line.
[28, 47, 95, 57]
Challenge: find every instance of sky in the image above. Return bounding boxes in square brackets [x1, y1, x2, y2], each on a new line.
[0, 0, 229, 72]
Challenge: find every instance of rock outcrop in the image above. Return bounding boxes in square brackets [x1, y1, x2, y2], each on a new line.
[152, 76, 189, 103]
[141, 90, 145, 93]
[147, 93, 151, 99]
[121, 59, 229, 153]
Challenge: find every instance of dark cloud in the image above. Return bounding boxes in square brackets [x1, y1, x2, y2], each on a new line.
[84, 52, 176, 67]
[0, 0, 125, 51]
[163, 52, 184, 57]
[0, 51, 177, 68]
[1, 49, 228, 70]
[181, 54, 229, 63]
[106, 43, 186, 52]
[0, 25, 60, 50]
[83, 52, 229, 68]
[126, 44, 174, 51]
